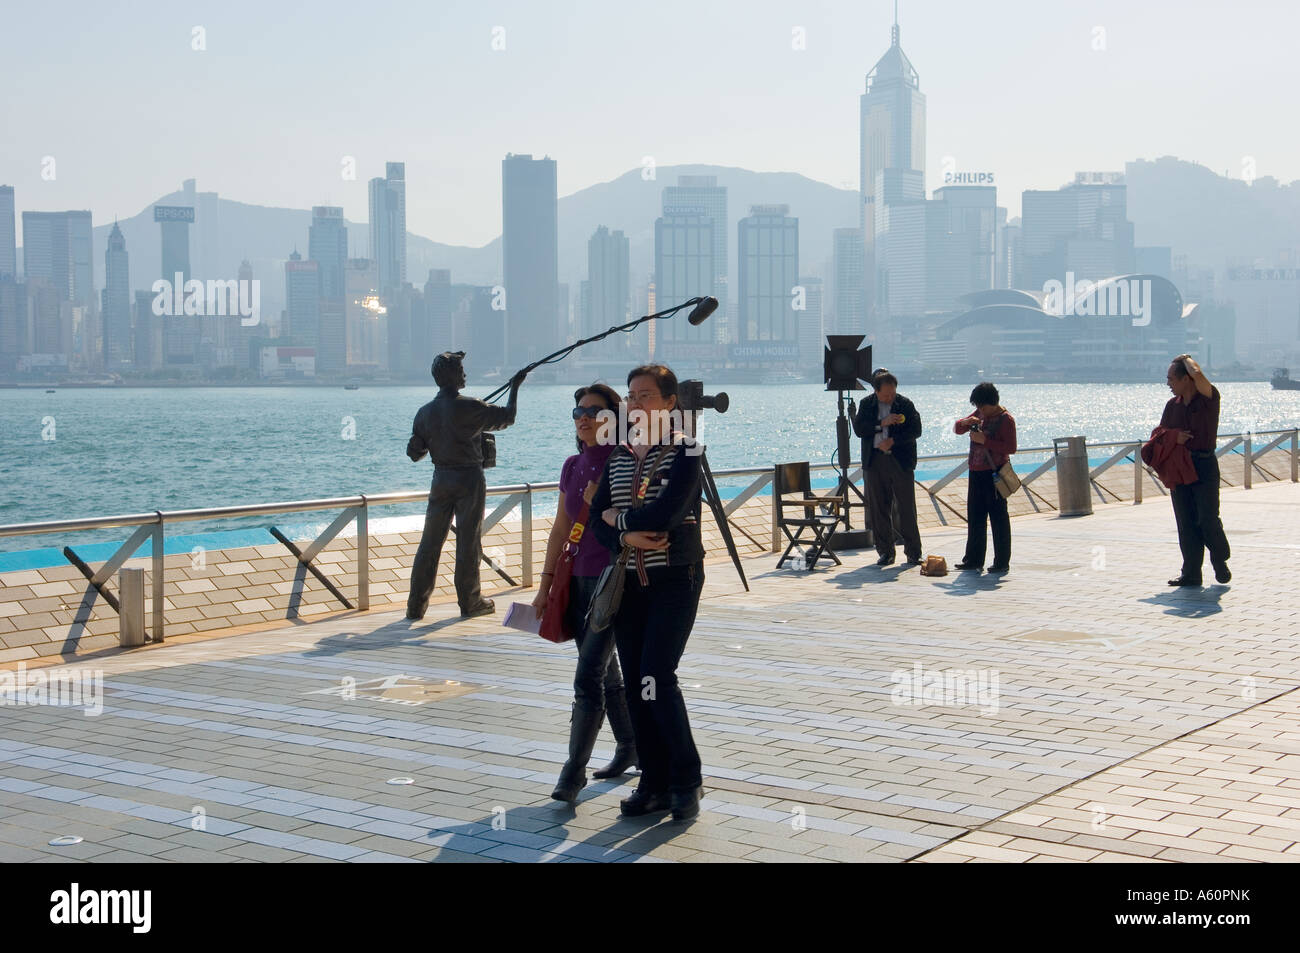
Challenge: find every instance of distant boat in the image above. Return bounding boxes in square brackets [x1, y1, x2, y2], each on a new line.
[45, 388, 55, 393]
[760, 370, 805, 386]
[1270, 368, 1300, 391]
[344, 379, 360, 391]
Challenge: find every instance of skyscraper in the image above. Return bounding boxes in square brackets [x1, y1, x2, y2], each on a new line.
[134, 290, 162, 370]
[102, 221, 131, 368]
[860, 13, 925, 323]
[654, 213, 716, 363]
[369, 162, 406, 293]
[832, 227, 866, 336]
[21, 210, 94, 306]
[284, 250, 320, 345]
[1021, 174, 1136, 291]
[0, 277, 25, 372]
[927, 186, 997, 311]
[502, 153, 558, 367]
[872, 169, 926, 321]
[736, 205, 799, 367]
[796, 276, 824, 374]
[424, 268, 452, 357]
[587, 226, 630, 357]
[309, 206, 348, 299]
[345, 257, 382, 369]
[0, 186, 15, 280]
[154, 205, 196, 365]
[663, 175, 727, 313]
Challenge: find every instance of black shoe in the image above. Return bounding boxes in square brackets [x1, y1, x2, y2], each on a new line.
[1167, 576, 1202, 587]
[551, 771, 586, 803]
[876, 555, 895, 566]
[592, 744, 638, 779]
[461, 599, 495, 618]
[406, 608, 425, 621]
[1213, 562, 1231, 584]
[903, 556, 923, 566]
[954, 562, 982, 571]
[670, 786, 703, 821]
[619, 787, 670, 817]
[987, 564, 1009, 574]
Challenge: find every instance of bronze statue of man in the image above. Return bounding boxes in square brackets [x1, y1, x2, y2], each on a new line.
[406, 351, 525, 619]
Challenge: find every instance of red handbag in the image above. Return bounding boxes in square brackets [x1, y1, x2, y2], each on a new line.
[539, 498, 590, 643]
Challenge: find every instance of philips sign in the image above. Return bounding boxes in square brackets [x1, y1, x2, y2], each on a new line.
[943, 172, 995, 185]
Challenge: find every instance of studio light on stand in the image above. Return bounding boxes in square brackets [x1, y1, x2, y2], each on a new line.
[823, 334, 873, 551]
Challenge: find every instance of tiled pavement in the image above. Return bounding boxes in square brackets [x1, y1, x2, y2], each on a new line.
[1, 480, 1298, 863]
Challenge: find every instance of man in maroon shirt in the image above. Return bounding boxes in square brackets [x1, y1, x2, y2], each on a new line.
[1160, 354, 1231, 586]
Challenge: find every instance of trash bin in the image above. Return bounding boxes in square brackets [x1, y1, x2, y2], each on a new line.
[1053, 436, 1093, 517]
[119, 567, 146, 647]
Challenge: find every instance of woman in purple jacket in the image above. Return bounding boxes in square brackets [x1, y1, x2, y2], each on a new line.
[535, 383, 638, 802]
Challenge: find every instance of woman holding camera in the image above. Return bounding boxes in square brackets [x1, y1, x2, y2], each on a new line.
[590, 364, 707, 821]
[954, 381, 1017, 573]
[535, 383, 640, 802]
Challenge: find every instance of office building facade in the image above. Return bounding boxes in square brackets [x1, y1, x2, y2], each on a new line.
[0, 186, 15, 279]
[369, 162, 406, 293]
[735, 204, 799, 366]
[663, 175, 728, 313]
[502, 153, 558, 367]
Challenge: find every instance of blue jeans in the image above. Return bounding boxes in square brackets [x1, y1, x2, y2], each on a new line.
[566, 574, 624, 713]
[613, 562, 705, 794]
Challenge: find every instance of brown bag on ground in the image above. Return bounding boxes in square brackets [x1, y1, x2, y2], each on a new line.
[919, 555, 948, 576]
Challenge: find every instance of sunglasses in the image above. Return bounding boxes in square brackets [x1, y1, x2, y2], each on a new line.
[572, 406, 605, 420]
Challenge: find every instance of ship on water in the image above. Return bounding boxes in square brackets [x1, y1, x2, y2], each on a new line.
[1271, 368, 1300, 391]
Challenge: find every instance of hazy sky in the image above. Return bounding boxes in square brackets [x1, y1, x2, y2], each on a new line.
[3, 0, 1297, 248]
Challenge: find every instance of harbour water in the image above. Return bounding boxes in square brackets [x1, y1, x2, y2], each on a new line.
[2, 381, 1297, 567]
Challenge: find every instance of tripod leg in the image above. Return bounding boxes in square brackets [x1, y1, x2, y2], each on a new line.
[700, 451, 749, 592]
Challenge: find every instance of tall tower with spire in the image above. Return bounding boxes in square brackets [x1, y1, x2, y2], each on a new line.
[859, 6, 926, 333]
[102, 220, 131, 368]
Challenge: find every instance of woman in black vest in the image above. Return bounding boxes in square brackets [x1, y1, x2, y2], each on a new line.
[590, 364, 707, 820]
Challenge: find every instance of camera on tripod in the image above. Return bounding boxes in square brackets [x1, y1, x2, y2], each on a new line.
[677, 380, 729, 414]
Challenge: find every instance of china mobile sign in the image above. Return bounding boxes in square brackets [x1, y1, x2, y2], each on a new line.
[151, 273, 261, 326]
[1042, 273, 1153, 327]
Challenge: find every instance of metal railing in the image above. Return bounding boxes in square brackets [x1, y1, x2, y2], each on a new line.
[0, 428, 1294, 646]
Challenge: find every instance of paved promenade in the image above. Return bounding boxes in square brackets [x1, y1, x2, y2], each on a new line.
[1, 480, 1298, 863]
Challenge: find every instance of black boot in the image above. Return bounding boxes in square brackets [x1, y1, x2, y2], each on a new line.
[591, 687, 639, 779]
[551, 704, 604, 803]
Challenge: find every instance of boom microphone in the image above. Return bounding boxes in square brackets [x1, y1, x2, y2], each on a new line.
[687, 296, 719, 325]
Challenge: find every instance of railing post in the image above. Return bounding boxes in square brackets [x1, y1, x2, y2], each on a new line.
[1133, 443, 1143, 504]
[522, 485, 534, 588]
[1244, 433, 1253, 489]
[1293, 429, 1298, 483]
[151, 513, 165, 642]
[119, 567, 146, 647]
[356, 497, 369, 611]
[770, 467, 780, 553]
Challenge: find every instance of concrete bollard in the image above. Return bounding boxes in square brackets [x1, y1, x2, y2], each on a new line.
[119, 567, 146, 647]
[1054, 436, 1094, 517]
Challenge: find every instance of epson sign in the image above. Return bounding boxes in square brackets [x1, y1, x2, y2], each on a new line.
[153, 205, 195, 223]
[943, 172, 995, 185]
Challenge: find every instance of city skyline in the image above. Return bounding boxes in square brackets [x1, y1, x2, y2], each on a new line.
[2, 0, 1297, 248]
